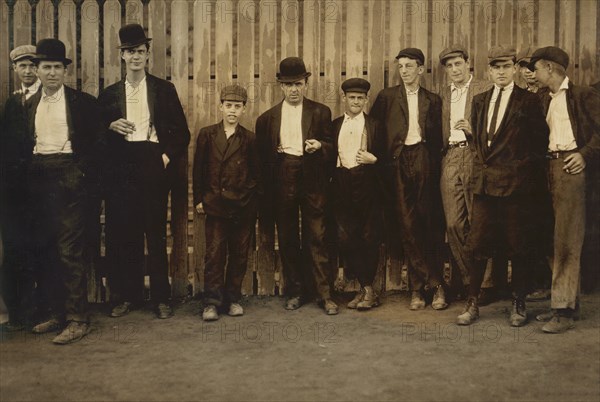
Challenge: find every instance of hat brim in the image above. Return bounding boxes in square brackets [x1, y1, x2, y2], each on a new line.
[440, 51, 466, 65]
[277, 72, 311, 83]
[32, 55, 72, 65]
[117, 38, 152, 49]
[342, 88, 369, 94]
[12, 54, 37, 63]
[526, 56, 542, 71]
[488, 56, 515, 65]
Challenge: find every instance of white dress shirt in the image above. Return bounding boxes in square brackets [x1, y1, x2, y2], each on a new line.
[125, 76, 158, 143]
[448, 75, 473, 143]
[34, 85, 72, 154]
[337, 112, 365, 168]
[546, 76, 577, 152]
[405, 86, 422, 145]
[21, 79, 41, 101]
[279, 101, 304, 156]
[486, 81, 514, 145]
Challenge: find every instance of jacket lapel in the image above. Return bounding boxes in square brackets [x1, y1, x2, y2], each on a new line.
[566, 81, 579, 141]
[271, 103, 283, 149]
[145, 74, 156, 124]
[222, 126, 242, 161]
[480, 88, 494, 158]
[118, 79, 127, 118]
[417, 89, 430, 134]
[64, 87, 75, 139]
[212, 123, 227, 159]
[396, 87, 408, 127]
[301, 99, 312, 141]
[441, 86, 451, 146]
[27, 90, 42, 141]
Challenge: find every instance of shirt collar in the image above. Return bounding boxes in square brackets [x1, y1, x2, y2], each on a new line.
[404, 85, 420, 96]
[42, 85, 64, 102]
[125, 74, 147, 90]
[22, 79, 41, 94]
[550, 76, 570, 98]
[494, 81, 514, 93]
[450, 75, 473, 91]
[344, 112, 365, 122]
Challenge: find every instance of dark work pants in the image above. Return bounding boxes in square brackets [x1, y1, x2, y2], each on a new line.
[106, 142, 170, 304]
[275, 154, 332, 300]
[391, 144, 443, 291]
[203, 204, 256, 307]
[333, 166, 381, 287]
[467, 193, 535, 299]
[28, 154, 88, 322]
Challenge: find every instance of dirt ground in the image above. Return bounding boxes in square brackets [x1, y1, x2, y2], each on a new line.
[1, 292, 599, 402]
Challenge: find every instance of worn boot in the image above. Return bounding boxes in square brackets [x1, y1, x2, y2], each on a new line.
[357, 286, 380, 310]
[509, 298, 528, 327]
[347, 288, 365, 309]
[457, 297, 479, 325]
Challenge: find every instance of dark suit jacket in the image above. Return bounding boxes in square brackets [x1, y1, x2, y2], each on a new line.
[97, 74, 190, 162]
[22, 85, 105, 179]
[255, 97, 333, 224]
[440, 78, 492, 149]
[331, 112, 383, 173]
[369, 84, 443, 165]
[471, 85, 549, 197]
[1, 92, 29, 175]
[193, 122, 261, 218]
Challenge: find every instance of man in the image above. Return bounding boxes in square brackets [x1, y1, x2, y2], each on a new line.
[456, 45, 548, 327]
[331, 78, 383, 310]
[370, 48, 447, 311]
[98, 24, 190, 319]
[516, 47, 540, 93]
[255, 57, 337, 315]
[22, 38, 104, 344]
[528, 46, 600, 333]
[0, 45, 41, 328]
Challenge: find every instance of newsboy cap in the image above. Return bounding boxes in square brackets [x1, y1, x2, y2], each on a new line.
[488, 45, 516, 64]
[32, 38, 72, 65]
[439, 45, 469, 65]
[277, 57, 312, 83]
[396, 48, 425, 65]
[516, 46, 537, 66]
[118, 24, 152, 49]
[10, 45, 36, 63]
[527, 46, 569, 71]
[220, 84, 248, 103]
[341, 78, 371, 94]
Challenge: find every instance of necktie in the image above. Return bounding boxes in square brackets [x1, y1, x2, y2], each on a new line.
[21, 88, 28, 105]
[487, 87, 504, 143]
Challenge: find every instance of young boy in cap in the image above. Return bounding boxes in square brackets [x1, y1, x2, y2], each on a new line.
[370, 48, 447, 311]
[332, 78, 384, 310]
[516, 47, 540, 93]
[193, 84, 261, 321]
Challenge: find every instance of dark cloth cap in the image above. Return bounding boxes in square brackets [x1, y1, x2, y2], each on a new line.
[10, 45, 36, 63]
[488, 45, 516, 64]
[33, 39, 72, 65]
[439, 45, 469, 65]
[341, 78, 371, 94]
[527, 46, 570, 71]
[277, 57, 312, 83]
[395, 48, 425, 65]
[516, 46, 536, 65]
[118, 24, 152, 49]
[220, 84, 248, 103]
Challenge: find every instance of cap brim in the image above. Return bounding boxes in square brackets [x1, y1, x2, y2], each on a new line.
[12, 54, 36, 62]
[342, 88, 368, 94]
[440, 51, 465, 64]
[488, 56, 515, 65]
[277, 72, 311, 83]
[117, 38, 152, 49]
[526, 57, 541, 71]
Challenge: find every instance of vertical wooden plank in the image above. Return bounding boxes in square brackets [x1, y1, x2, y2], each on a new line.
[170, 0, 190, 298]
[0, 2, 10, 106]
[81, 0, 99, 96]
[58, 0, 77, 88]
[388, 0, 403, 87]
[215, 0, 234, 122]
[148, 0, 167, 79]
[537, 0, 556, 46]
[473, 1, 490, 82]
[238, 0, 256, 141]
[281, 0, 299, 58]
[303, 0, 320, 103]
[496, 0, 514, 46]
[322, 0, 342, 116]
[516, 0, 536, 50]
[36, 0, 54, 41]
[13, 0, 31, 49]
[345, 0, 363, 79]
[430, 0, 450, 93]
[412, 0, 429, 88]
[579, 0, 598, 85]
[193, 0, 212, 135]
[103, 0, 121, 88]
[125, 0, 143, 25]
[366, 0, 384, 109]
[558, 0, 577, 80]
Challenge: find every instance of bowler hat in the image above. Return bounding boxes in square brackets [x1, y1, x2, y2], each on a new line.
[341, 78, 370, 94]
[527, 46, 569, 71]
[277, 57, 311, 83]
[32, 39, 72, 65]
[221, 84, 248, 103]
[395, 48, 425, 65]
[488, 45, 516, 65]
[439, 45, 469, 65]
[117, 24, 152, 49]
[10, 45, 36, 63]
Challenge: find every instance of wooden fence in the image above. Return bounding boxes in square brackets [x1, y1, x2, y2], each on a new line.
[1, 0, 599, 301]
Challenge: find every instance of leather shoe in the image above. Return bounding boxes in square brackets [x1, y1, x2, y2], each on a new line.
[202, 305, 219, 321]
[156, 303, 173, 319]
[509, 298, 528, 327]
[110, 302, 132, 318]
[324, 299, 338, 315]
[285, 296, 301, 311]
[538, 304, 580, 322]
[409, 291, 426, 310]
[228, 303, 244, 317]
[357, 286, 379, 310]
[52, 321, 90, 345]
[347, 289, 364, 309]
[542, 311, 575, 334]
[457, 298, 479, 325]
[525, 288, 551, 302]
[32, 318, 62, 334]
[431, 285, 448, 310]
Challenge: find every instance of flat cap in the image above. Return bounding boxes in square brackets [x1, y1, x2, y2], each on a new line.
[488, 45, 516, 64]
[527, 46, 569, 71]
[439, 45, 469, 65]
[396, 48, 425, 65]
[10, 45, 36, 63]
[516, 46, 536, 65]
[220, 84, 247, 103]
[341, 78, 371, 94]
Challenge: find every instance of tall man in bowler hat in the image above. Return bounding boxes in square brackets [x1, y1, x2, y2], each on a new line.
[370, 48, 447, 311]
[22, 38, 104, 344]
[98, 24, 190, 319]
[255, 57, 338, 315]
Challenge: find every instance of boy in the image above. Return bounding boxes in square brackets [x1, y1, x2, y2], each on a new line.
[193, 85, 261, 321]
